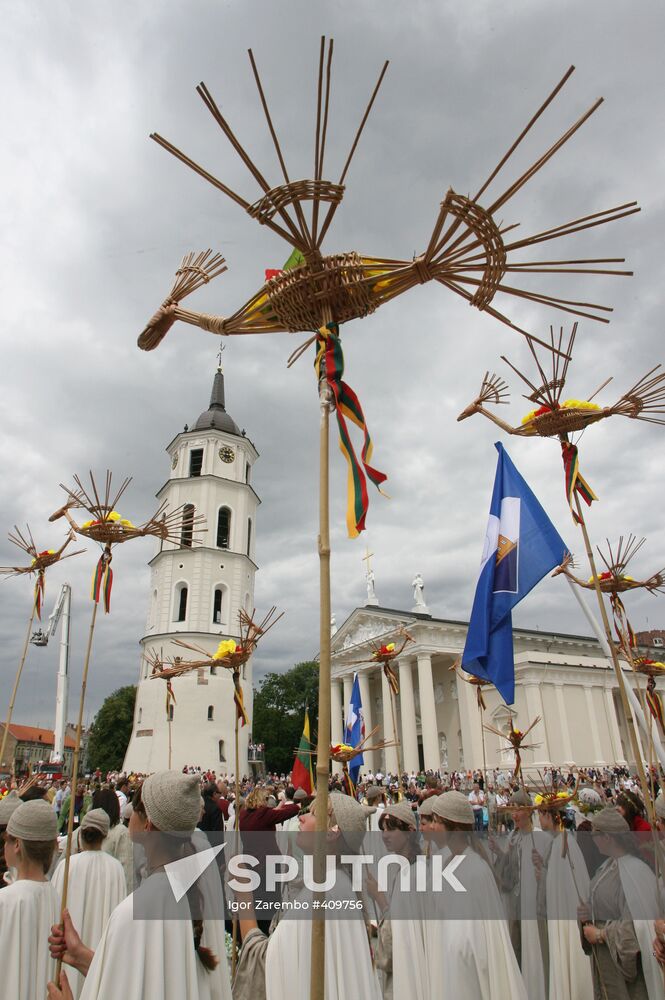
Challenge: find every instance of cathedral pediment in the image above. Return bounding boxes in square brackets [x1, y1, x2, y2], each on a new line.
[331, 607, 415, 654]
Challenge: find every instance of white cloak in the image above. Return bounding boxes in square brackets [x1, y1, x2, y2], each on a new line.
[617, 854, 664, 1000]
[79, 871, 228, 1000]
[425, 847, 528, 1000]
[0, 878, 60, 1000]
[52, 850, 127, 999]
[544, 832, 594, 1000]
[264, 872, 381, 1000]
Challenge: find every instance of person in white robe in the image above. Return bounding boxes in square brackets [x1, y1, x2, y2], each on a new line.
[93, 787, 135, 893]
[47, 770, 233, 1000]
[533, 796, 594, 1000]
[232, 791, 381, 1000]
[491, 787, 549, 1000]
[365, 800, 422, 1000]
[425, 790, 528, 1000]
[577, 807, 663, 1000]
[0, 799, 60, 1000]
[52, 808, 126, 999]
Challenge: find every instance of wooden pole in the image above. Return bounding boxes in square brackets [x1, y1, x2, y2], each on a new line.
[232, 710, 240, 977]
[0, 604, 36, 772]
[55, 599, 99, 984]
[388, 685, 403, 800]
[572, 494, 659, 831]
[310, 307, 333, 1000]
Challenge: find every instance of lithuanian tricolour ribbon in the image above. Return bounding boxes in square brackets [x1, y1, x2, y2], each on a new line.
[165, 679, 177, 714]
[91, 548, 113, 614]
[233, 671, 249, 728]
[34, 570, 45, 620]
[342, 761, 356, 798]
[610, 593, 637, 652]
[561, 441, 598, 524]
[315, 323, 388, 538]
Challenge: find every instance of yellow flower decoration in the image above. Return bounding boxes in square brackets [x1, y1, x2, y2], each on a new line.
[31, 550, 55, 565]
[106, 511, 122, 522]
[332, 743, 355, 755]
[119, 518, 136, 529]
[81, 520, 95, 529]
[561, 399, 602, 411]
[386, 643, 395, 652]
[213, 639, 237, 660]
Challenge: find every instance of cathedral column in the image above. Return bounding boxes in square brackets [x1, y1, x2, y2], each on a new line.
[584, 685, 604, 764]
[331, 679, 344, 774]
[604, 687, 625, 763]
[381, 669, 400, 775]
[358, 671, 376, 772]
[342, 674, 353, 726]
[417, 653, 439, 771]
[398, 659, 419, 773]
[524, 683, 550, 767]
[555, 684, 574, 762]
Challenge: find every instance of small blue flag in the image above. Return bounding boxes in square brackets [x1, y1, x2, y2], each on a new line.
[461, 442, 567, 704]
[344, 673, 365, 787]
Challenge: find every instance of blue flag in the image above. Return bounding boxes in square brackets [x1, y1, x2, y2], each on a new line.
[461, 442, 567, 705]
[344, 673, 365, 787]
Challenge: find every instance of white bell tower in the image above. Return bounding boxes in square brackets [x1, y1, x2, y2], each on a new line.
[123, 363, 259, 774]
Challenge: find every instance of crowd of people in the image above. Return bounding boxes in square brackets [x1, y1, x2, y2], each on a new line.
[1, 760, 665, 998]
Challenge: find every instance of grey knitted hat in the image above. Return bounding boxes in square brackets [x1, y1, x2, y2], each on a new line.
[381, 800, 417, 830]
[266, 795, 277, 808]
[508, 788, 533, 809]
[7, 800, 58, 841]
[81, 807, 110, 837]
[432, 791, 474, 825]
[0, 790, 21, 825]
[591, 807, 630, 835]
[365, 785, 384, 803]
[293, 788, 308, 802]
[329, 792, 375, 833]
[656, 795, 665, 821]
[418, 796, 437, 818]
[142, 771, 203, 832]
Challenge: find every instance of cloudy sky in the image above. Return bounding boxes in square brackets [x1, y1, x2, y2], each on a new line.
[1, 0, 664, 732]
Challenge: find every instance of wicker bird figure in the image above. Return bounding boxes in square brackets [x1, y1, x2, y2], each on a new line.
[138, 43, 638, 357]
[137, 43, 639, 540]
[49, 471, 205, 613]
[349, 627, 414, 695]
[152, 607, 283, 726]
[458, 324, 665, 522]
[555, 537, 665, 658]
[484, 716, 541, 782]
[0, 525, 84, 619]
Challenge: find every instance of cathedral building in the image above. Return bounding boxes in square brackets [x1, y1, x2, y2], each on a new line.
[123, 366, 259, 774]
[330, 598, 655, 776]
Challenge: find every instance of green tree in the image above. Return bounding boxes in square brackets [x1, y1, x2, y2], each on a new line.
[252, 661, 319, 774]
[87, 685, 137, 774]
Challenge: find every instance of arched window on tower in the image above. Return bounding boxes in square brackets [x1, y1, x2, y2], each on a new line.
[207, 705, 214, 721]
[168, 704, 175, 721]
[189, 449, 204, 477]
[217, 507, 231, 549]
[174, 583, 188, 622]
[138, 707, 142, 724]
[213, 587, 225, 626]
[219, 740, 226, 763]
[246, 517, 252, 558]
[180, 504, 195, 548]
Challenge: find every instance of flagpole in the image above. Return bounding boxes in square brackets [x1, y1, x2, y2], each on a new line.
[56, 599, 99, 984]
[572, 493, 659, 830]
[388, 686, 403, 800]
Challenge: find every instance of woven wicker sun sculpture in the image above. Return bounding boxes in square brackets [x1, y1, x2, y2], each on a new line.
[0, 524, 84, 618]
[137, 40, 639, 539]
[458, 324, 665, 523]
[349, 626, 414, 695]
[49, 470, 205, 613]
